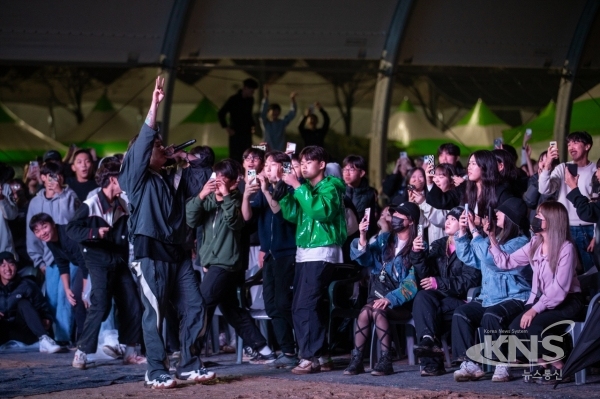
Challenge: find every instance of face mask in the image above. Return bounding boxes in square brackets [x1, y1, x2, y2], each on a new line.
[391, 216, 407, 233]
[530, 216, 544, 234]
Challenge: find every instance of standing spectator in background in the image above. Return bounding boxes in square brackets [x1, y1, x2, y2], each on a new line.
[259, 86, 297, 151]
[437, 143, 464, 176]
[26, 161, 79, 344]
[539, 131, 596, 272]
[66, 149, 98, 202]
[119, 77, 214, 389]
[0, 252, 61, 353]
[0, 163, 18, 256]
[342, 155, 378, 222]
[298, 103, 329, 148]
[7, 179, 32, 268]
[218, 78, 258, 162]
[382, 154, 413, 204]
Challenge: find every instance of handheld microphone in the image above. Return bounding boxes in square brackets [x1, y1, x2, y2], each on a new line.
[171, 139, 196, 154]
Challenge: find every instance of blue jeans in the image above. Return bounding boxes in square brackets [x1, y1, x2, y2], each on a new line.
[45, 263, 78, 342]
[570, 225, 594, 272]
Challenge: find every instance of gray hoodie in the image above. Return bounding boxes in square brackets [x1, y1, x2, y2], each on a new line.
[26, 187, 80, 268]
[0, 183, 18, 255]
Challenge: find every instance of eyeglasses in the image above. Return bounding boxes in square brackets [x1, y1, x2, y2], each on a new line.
[342, 168, 358, 173]
[243, 156, 261, 161]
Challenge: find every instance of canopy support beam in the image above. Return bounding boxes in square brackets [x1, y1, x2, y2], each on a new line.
[157, 0, 193, 144]
[553, 0, 599, 160]
[369, 0, 414, 190]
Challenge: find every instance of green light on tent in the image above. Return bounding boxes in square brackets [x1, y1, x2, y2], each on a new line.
[455, 99, 507, 127]
[181, 97, 220, 124]
[92, 94, 115, 112]
[0, 103, 17, 124]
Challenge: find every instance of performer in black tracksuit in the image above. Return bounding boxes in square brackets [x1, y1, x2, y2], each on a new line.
[118, 77, 214, 389]
[67, 159, 144, 369]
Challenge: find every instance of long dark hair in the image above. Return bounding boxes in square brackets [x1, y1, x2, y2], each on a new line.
[496, 213, 523, 245]
[465, 150, 501, 217]
[493, 149, 518, 185]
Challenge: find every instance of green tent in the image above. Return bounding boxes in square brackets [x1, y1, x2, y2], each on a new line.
[169, 97, 228, 160]
[61, 94, 135, 156]
[446, 99, 509, 152]
[0, 102, 67, 164]
[503, 88, 600, 159]
[387, 99, 457, 156]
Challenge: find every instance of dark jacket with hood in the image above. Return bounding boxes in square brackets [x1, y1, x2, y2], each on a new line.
[345, 178, 378, 221]
[410, 236, 482, 299]
[186, 190, 245, 271]
[118, 124, 187, 252]
[66, 189, 129, 270]
[0, 275, 53, 321]
[46, 224, 88, 278]
[250, 183, 296, 260]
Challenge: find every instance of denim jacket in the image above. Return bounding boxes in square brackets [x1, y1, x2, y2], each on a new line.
[455, 233, 531, 307]
[350, 232, 417, 308]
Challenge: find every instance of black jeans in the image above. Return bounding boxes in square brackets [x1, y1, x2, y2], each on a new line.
[412, 290, 465, 368]
[0, 299, 49, 345]
[200, 266, 267, 350]
[263, 254, 296, 354]
[135, 257, 207, 380]
[508, 293, 584, 361]
[452, 299, 525, 361]
[77, 263, 143, 354]
[292, 261, 334, 359]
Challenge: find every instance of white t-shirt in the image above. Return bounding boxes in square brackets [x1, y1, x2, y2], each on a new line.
[296, 245, 343, 264]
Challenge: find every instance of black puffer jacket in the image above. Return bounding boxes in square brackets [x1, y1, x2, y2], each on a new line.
[0, 275, 52, 321]
[345, 179, 378, 221]
[410, 236, 481, 300]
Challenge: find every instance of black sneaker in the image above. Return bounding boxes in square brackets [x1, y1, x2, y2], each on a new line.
[243, 346, 257, 362]
[413, 337, 444, 358]
[249, 352, 277, 364]
[268, 353, 299, 368]
[421, 365, 445, 376]
[371, 351, 394, 376]
[343, 349, 365, 375]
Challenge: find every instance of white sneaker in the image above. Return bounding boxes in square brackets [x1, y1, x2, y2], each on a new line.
[145, 371, 177, 389]
[72, 349, 88, 369]
[39, 335, 61, 354]
[492, 363, 511, 382]
[453, 361, 485, 382]
[178, 368, 216, 382]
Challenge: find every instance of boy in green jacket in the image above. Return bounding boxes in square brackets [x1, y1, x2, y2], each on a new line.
[277, 146, 347, 374]
[186, 159, 274, 363]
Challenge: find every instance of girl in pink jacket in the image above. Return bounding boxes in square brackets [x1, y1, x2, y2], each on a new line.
[489, 201, 583, 383]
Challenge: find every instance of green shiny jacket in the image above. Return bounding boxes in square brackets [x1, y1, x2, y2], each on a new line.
[279, 176, 347, 248]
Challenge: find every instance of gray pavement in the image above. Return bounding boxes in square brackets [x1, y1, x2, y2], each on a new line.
[1, 349, 599, 398]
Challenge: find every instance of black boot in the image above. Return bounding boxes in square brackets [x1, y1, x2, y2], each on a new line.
[343, 349, 365, 375]
[371, 351, 393, 376]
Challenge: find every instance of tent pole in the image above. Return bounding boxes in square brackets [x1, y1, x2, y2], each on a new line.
[553, 0, 599, 160]
[157, 0, 193, 144]
[369, 0, 414, 191]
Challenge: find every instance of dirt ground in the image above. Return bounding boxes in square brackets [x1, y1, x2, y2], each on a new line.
[12, 376, 532, 399]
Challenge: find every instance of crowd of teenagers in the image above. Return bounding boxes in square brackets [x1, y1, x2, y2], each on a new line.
[1, 76, 598, 389]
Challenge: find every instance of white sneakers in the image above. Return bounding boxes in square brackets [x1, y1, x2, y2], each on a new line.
[178, 368, 216, 382]
[39, 335, 61, 354]
[72, 349, 89, 369]
[453, 361, 486, 382]
[492, 363, 511, 382]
